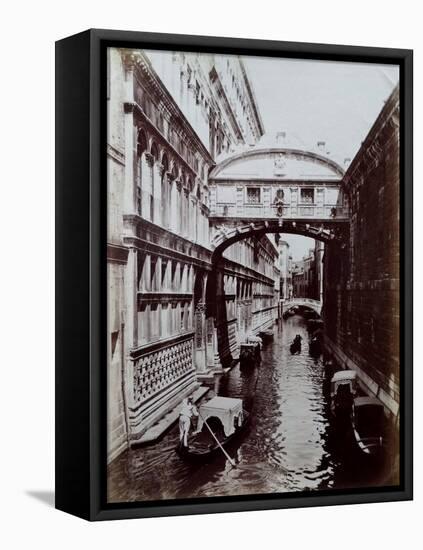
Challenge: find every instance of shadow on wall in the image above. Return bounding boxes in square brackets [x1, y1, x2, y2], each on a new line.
[25, 490, 55, 508]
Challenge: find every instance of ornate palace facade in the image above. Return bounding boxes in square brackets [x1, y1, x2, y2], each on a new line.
[107, 48, 278, 463]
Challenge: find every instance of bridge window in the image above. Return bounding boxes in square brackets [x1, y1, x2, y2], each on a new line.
[246, 187, 261, 204]
[300, 189, 314, 204]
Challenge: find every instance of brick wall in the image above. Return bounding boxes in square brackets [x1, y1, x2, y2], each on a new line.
[323, 86, 400, 417]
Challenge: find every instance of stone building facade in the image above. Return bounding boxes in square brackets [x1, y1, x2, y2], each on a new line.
[291, 246, 322, 301]
[278, 239, 293, 301]
[106, 47, 278, 463]
[219, 235, 280, 360]
[323, 86, 400, 420]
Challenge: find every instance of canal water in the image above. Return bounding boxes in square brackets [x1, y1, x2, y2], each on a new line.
[108, 315, 396, 503]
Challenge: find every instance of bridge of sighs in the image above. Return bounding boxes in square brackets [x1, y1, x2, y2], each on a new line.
[205, 146, 350, 367]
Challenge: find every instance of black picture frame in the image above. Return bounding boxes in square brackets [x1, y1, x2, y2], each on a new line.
[55, 28, 413, 521]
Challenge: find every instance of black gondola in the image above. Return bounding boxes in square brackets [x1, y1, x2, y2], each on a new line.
[259, 329, 274, 342]
[239, 341, 261, 367]
[290, 335, 302, 354]
[351, 396, 385, 460]
[176, 396, 250, 462]
[309, 337, 321, 357]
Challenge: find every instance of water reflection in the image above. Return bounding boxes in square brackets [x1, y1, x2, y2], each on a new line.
[108, 315, 395, 502]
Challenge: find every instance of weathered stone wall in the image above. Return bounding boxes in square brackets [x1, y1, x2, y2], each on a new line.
[323, 86, 400, 418]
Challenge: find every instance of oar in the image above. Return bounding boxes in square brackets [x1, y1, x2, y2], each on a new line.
[198, 411, 237, 468]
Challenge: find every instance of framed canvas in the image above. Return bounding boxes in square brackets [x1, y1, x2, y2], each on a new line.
[55, 29, 413, 521]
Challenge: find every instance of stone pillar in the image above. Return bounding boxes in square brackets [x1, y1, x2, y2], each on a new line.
[143, 254, 151, 292]
[123, 109, 136, 215]
[153, 162, 163, 226]
[142, 153, 154, 222]
[176, 181, 182, 234]
[169, 178, 178, 233]
[193, 200, 198, 243]
[124, 248, 138, 349]
[162, 172, 172, 229]
[194, 301, 207, 372]
[181, 263, 187, 292]
[181, 191, 187, 236]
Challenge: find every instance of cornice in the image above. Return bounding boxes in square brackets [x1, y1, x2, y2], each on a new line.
[121, 49, 214, 166]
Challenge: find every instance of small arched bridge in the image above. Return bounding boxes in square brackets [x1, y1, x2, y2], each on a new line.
[282, 298, 322, 316]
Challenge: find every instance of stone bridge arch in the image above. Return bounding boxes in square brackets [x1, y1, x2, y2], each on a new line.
[282, 298, 322, 317]
[205, 222, 347, 370]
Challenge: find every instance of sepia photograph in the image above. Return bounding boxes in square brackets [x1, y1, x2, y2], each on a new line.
[106, 46, 401, 504]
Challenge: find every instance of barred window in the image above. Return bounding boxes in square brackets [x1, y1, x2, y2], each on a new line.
[300, 188, 314, 204]
[246, 187, 261, 204]
[276, 189, 284, 201]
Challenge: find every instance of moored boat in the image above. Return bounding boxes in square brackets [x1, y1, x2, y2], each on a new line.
[259, 329, 274, 342]
[351, 396, 385, 459]
[308, 336, 321, 357]
[290, 341, 301, 354]
[330, 370, 358, 416]
[239, 341, 261, 367]
[290, 334, 302, 354]
[176, 396, 249, 462]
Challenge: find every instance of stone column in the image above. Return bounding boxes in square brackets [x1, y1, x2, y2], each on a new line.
[142, 153, 154, 222]
[175, 181, 182, 234]
[123, 107, 136, 215]
[162, 172, 172, 229]
[124, 248, 138, 349]
[121, 57, 137, 217]
[180, 188, 186, 237]
[169, 177, 178, 233]
[153, 162, 164, 226]
[143, 254, 151, 292]
[194, 301, 207, 372]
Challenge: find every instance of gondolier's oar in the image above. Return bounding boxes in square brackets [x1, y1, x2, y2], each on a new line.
[198, 411, 237, 468]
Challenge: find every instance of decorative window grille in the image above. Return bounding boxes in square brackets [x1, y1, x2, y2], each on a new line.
[246, 187, 261, 204]
[276, 188, 284, 201]
[300, 188, 314, 204]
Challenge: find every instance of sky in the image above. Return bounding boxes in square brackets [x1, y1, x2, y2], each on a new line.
[244, 56, 399, 165]
[144, 50, 399, 261]
[281, 234, 316, 262]
[243, 55, 399, 259]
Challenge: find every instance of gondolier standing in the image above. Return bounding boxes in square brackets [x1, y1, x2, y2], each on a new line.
[179, 397, 198, 448]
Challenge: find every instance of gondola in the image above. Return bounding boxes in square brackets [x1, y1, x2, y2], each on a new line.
[259, 329, 274, 342]
[176, 396, 250, 463]
[289, 335, 302, 355]
[351, 396, 385, 460]
[330, 370, 357, 416]
[239, 342, 261, 368]
[290, 339, 302, 354]
[308, 337, 321, 357]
